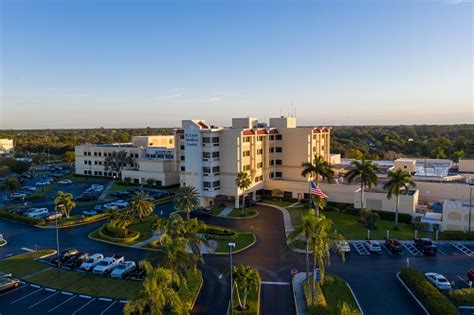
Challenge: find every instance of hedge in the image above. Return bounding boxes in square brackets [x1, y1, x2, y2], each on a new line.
[442, 231, 474, 241]
[0, 210, 45, 225]
[103, 219, 138, 239]
[448, 288, 474, 306]
[399, 268, 458, 315]
[97, 226, 140, 244]
[204, 226, 236, 237]
[337, 206, 412, 224]
[53, 213, 108, 227]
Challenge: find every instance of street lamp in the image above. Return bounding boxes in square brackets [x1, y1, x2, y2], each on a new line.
[469, 183, 473, 232]
[55, 206, 60, 278]
[228, 242, 236, 315]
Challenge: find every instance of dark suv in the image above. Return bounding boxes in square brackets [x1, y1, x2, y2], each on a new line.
[414, 238, 438, 256]
[385, 239, 402, 253]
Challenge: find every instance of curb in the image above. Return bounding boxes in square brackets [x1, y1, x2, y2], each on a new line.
[292, 275, 302, 315]
[222, 209, 259, 220]
[345, 282, 364, 315]
[211, 232, 257, 255]
[396, 272, 429, 315]
[36, 215, 109, 229]
[189, 271, 204, 311]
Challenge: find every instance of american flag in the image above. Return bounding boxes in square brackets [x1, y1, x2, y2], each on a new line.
[310, 181, 329, 199]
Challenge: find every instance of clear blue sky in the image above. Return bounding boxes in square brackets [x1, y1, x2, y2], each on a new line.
[1, 0, 472, 129]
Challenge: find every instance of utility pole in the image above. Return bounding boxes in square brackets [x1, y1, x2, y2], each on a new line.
[228, 242, 236, 315]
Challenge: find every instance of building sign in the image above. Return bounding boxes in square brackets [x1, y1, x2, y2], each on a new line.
[185, 133, 199, 147]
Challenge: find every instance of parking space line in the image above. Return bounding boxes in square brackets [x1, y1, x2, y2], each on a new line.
[28, 291, 59, 309]
[402, 243, 423, 256]
[453, 243, 474, 257]
[45, 288, 56, 292]
[120, 300, 128, 304]
[99, 297, 112, 302]
[0, 284, 29, 296]
[100, 300, 117, 315]
[457, 275, 469, 286]
[62, 291, 74, 295]
[72, 297, 96, 315]
[79, 294, 92, 299]
[10, 288, 43, 304]
[437, 247, 447, 256]
[48, 295, 76, 312]
[381, 244, 393, 256]
[30, 284, 41, 288]
[352, 242, 370, 256]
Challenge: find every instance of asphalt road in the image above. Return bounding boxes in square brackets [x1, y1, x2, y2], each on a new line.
[1, 206, 473, 315]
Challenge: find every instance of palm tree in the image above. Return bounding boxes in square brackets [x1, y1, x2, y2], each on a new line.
[344, 158, 379, 210]
[301, 155, 334, 214]
[307, 213, 345, 307]
[235, 171, 252, 211]
[128, 191, 155, 220]
[54, 191, 76, 219]
[383, 169, 416, 229]
[288, 208, 318, 304]
[174, 184, 200, 220]
[124, 261, 186, 315]
[232, 264, 260, 311]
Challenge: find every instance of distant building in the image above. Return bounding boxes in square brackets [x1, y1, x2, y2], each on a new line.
[459, 158, 474, 173]
[441, 200, 474, 232]
[0, 139, 14, 155]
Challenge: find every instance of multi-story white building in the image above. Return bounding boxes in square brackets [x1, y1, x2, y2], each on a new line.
[0, 139, 14, 155]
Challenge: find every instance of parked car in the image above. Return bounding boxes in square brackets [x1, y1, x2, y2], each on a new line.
[92, 255, 124, 274]
[110, 261, 136, 278]
[64, 253, 89, 269]
[425, 272, 452, 290]
[11, 205, 32, 215]
[385, 239, 402, 253]
[125, 266, 146, 280]
[27, 208, 49, 218]
[467, 268, 474, 281]
[45, 212, 63, 221]
[52, 248, 80, 264]
[0, 271, 13, 278]
[414, 238, 438, 256]
[11, 193, 27, 199]
[83, 210, 98, 216]
[80, 253, 104, 271]
[365, 240, 382, 253]
[58, 179, 73, 185]
[0, 277, 20, 292]
[337, 240, 351, 253]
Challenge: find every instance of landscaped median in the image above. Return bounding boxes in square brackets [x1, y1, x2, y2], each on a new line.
[302, 274, 362, 315]
[202, 225, 256, 254]
[226, 207, 258, 219]
[397, 267, 458, 315]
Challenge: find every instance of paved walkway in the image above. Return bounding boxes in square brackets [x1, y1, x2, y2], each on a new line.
[256, 202, 294, 238]
[98, 181, 114, 200]
[217, 207, 234, 218]
[131, 230, 161, 248]
[292, 272, 309, 315]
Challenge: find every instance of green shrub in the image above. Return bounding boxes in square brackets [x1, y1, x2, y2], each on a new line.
[399, 268, 458, 315]
[25, 193, 47, 200]
[448, 288, 474, 306]
[442, 231, 474, 240]
[204, 226, 236, 237]
[0, 210, 45, 225]
[97, 227, 140, 244]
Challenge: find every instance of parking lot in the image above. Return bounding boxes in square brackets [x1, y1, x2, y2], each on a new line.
[0, 282, 125, 315]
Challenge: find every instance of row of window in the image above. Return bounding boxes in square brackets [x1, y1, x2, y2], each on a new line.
[202, 137, 220, 144]
[203, 181, 220, 188]
[270, 172, 283, 178]
[270, 147, 283, 153]
[270, 159, 282, 165]
[203, 151, 220, 159]
[83, 170, 117, 177]
[84, 151, 139, 158]
[254, 175, 263, 183]
[145, 153, 174, 159]
[203, 166, 220, 174]
[243, 135, 283, 142]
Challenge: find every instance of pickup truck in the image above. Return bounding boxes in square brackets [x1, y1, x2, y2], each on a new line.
[92, 255, 124, 275]
[414, 238, 438, 256]
[80, 253, 104, 271]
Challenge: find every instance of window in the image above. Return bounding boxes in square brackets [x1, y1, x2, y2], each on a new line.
[270, 160, 275, 166]
[269, 135, 274, 140]
[181, 155, 185, 161]
[203, 167, 211, 173]
[94, 161, 98, 165]
[212, 137, 219, 143]
[212, 151, 220, 158]
[212, 181, 220, 188]
[169, 139, 173, 144]
[275, 172, 282, 178]
[83, 170, 88, 175]
[257, 149, 263, 155]
[135, 154, 139, 158]
[212, 166, 220, 173]
[275, 147, 282, 153]
[270, 147, 274, 153]
[98, 152, 102, 156]
[180, 145, 185, 150]
[254, 175, 263, 183]
[243, 165, 251, 171]
[243, 150, 251, 157]
[276, 135, 282, 140]
[203, 152, 211, 159]
[84, 161, 88, 165]
[180, 166, 185, 172]
[257, 136, 264, 142]
[180, 135, 184, 139]
[203, 181, 211, 188]
[202, 137, 211, 144]
[275, 159, 282, 165]
[243, 136, 251, 143]
[257, 162, 263, 168]
[94, 152, 97, 156]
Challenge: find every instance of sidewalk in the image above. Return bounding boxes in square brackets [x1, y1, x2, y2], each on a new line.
[132, 230, 161, 248]
[98, 181, 114, 200]
[217, 207, 234, 218]
[292, 272, 309, 315]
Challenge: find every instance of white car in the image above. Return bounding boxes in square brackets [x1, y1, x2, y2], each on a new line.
[337, 240, 351, 253]
[59, 179, 73, 185]
[92, 255, 124, 274]
[80, 253, 104, 271]
[11, 193, 27, 199]
[366, 240, 382, 253]
[110, 261, 136, 278]
[113, 200, 129, 208]
[27, 208, 49, 218]
[83, 210, 98, 216]
[425, 273, 452, 290]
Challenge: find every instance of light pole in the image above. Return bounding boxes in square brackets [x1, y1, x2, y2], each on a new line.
[55, 206, 60, 278]
[469, 184, 473, 232]
[228, 242, 236, 315]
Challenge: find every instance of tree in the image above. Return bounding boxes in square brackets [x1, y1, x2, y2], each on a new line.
[359, 208, 380, 229]
[383, 169, 416, 229]
[345, 148, 364, 160]
[124, 261, 186, 315]
[3, 176, 20, 194]
[451, 150, 465, 163]
[235, 171, 252, 211]
[301, 155, 334, 215]
[9, 160, 31, 174]
[104, 150, 133, 177]
[288, 209, 318, 304]
[63, 151, 75, 165]
[173, 184, 200, 220]
[128, 191, 155, 220]
[344, 159, 379, 210]
[232, 265, 260, 311]
[54, 191, 76, 219]
[271, 189, 284, 201]
[432, 147, 446, 159]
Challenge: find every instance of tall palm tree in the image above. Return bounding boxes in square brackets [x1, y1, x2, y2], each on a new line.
[54, 191, 76, 219]
[232, 264, 261, 311]
[307, 214, 345, 307]
[288, 208, 318, 304]
[124, 261, 186, 315]
[344, 159, 379, 210]
[128, 191, 155, 220]
[301, 155, 334, 214]
[383, 169, 416, 229]
[235, 171, 252, 211]
[174, 184, 200, 220]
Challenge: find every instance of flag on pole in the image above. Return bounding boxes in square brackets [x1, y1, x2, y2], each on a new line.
[310, 181, 329, 199]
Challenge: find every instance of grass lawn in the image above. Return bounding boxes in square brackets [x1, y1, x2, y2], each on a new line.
[230, 283, 259, 315]
[127, 220, 155, 243]
[27, 268, 142, 299]
[304, 274, 361, 315]
[288, 206, 429, 240]
[0, 250, 55, 278]
[210, 205, 226, 216]
[228, 207, 258, 218]
[260, 199, 295, 207]
[213, 231, 256, 254]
